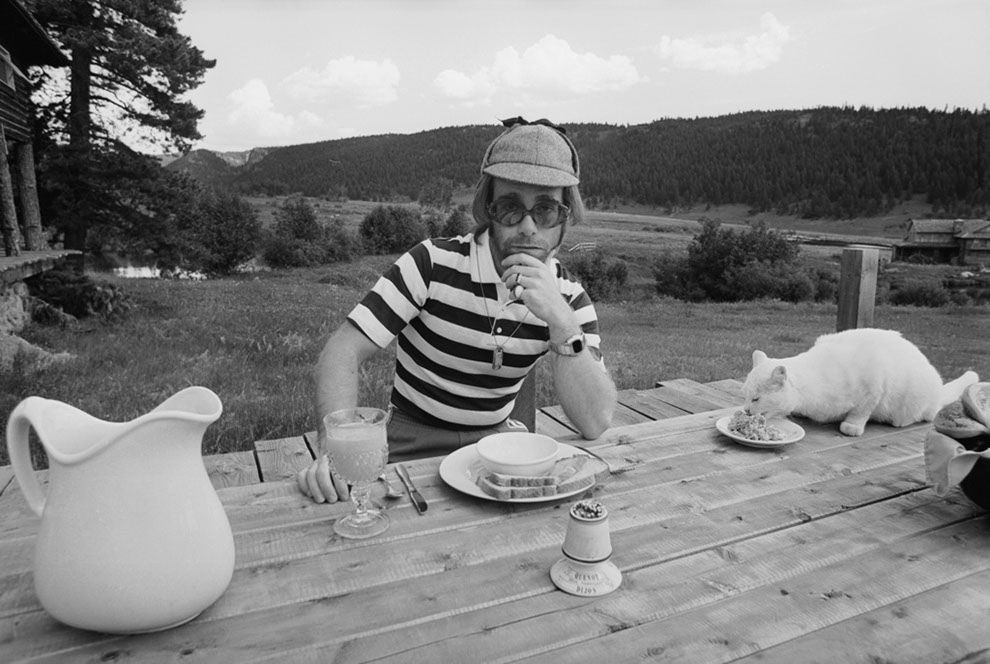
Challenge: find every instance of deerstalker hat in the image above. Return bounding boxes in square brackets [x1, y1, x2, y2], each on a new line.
[481, 118, 580, 187]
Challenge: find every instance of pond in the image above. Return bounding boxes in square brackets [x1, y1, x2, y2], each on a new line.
[112, 265, 207, 280]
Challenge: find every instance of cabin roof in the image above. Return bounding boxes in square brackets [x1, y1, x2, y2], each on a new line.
[957, 222, 990, 239]
[906, 218, 990, 235]
[0, 0, 68, 67]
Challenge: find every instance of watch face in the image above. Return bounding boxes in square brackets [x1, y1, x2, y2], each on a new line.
[551, 333, 585, 356]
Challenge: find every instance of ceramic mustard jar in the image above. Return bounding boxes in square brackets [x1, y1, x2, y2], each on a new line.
[6, 386, 235, 634]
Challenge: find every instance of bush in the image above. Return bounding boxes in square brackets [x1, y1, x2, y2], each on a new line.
[359, 205, 427, 254]
[949, 290, 972, 306]
[417, 177, 454, 210]
[321, 218, 361, 263]
[888, 282, 951, 307]
[723, 261, 814, 303]
[421, 209, 443, 237]
[262, 235, 327, 268]
[564, 250, 629, 301]
[811, 268, 839, 302]
[186, 189, 263, 275]
[651, 252, 704, 301]
[262, 198, 361, 267]
[440, 207, 472, 236]
[26, 269, 132, 320]
[273, 197, 321, 242]
[905, 253, 936, 264]
[681, 220, 802, 301]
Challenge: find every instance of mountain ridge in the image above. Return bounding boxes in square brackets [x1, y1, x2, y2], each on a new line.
[165, 107, 989, 219]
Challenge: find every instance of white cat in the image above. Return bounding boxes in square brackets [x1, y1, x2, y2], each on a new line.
[742, 328, 979, 436]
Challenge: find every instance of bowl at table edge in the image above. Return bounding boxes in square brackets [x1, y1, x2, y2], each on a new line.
[476, 432, 559, 476]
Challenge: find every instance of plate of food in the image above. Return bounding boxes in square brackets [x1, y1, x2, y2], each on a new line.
[439, 442, 609, 503]
[716, 410, 805, 448]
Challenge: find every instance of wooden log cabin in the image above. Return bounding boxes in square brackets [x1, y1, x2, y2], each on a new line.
[0, 0, 68, 256]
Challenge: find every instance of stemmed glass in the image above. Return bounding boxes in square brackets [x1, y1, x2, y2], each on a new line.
[323, 407, 391, 539]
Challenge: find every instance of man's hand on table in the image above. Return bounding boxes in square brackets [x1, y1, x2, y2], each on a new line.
[296, 454, 350, 503]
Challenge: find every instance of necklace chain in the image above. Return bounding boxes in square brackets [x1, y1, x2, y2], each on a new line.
[476, 247, 527, 370]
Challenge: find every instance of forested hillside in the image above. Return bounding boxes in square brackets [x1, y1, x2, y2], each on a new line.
[168, 107, 989, 219]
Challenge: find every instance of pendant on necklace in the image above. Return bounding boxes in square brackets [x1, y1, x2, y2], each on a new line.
[492, 346, 504, 370]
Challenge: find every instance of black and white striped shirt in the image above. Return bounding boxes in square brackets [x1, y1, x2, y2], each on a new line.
[347, 231, 602, 429]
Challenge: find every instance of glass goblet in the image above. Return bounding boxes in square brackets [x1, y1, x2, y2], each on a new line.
[323, 407, 391, 539]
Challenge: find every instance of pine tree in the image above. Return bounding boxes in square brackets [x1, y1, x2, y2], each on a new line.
[27, 0, 215, 253]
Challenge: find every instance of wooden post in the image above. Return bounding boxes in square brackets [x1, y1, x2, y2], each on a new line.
[15, 141, 45, 250]
[510, 371, 537, 433]
[0, 123, 22, 257]
[836, 247, 878, 331]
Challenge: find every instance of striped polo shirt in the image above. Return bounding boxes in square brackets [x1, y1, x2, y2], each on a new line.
[346, 231, 602, 429]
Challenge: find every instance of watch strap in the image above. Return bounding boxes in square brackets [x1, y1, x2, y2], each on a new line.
[550, 332, 585, 356]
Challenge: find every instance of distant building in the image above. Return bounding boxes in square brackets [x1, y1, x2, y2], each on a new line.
[895, 218, 990, 265]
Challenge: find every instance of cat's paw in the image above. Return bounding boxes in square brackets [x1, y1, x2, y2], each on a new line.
[839, 421, 866, 436]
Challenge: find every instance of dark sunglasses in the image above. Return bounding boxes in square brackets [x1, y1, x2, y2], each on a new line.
[487, 197, 570, 229]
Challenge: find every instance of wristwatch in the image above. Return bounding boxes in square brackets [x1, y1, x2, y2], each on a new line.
[550, 332, 586, 356]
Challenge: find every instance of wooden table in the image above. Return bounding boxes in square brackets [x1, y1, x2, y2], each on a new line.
[3, 401, 988, 662]
[206, 378, 750, 489]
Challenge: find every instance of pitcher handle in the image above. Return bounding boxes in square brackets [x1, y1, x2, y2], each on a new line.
[6, 398, 47, 516]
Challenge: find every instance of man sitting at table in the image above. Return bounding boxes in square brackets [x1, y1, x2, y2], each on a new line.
[300, 117, 617, 503]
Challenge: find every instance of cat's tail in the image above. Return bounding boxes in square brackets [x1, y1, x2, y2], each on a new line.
[940, 370, 980, 407]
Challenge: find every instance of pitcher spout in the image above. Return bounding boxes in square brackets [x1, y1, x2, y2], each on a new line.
[149, 386, 223, 423]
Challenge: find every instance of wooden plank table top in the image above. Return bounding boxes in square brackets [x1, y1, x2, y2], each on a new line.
[249, 378, 747, 485]
[3, 403, 987, 663]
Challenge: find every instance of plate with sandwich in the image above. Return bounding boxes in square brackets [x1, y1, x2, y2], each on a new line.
[439, 442, 610, 503]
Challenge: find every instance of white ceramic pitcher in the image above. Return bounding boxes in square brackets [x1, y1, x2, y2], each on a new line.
[6, 386, 235, 633]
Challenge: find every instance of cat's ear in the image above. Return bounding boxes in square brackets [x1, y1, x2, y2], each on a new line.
[770, 365, 787, 387]
[752, 350, 768, 367]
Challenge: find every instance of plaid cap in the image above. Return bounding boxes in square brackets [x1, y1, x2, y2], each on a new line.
[481, 121, 580, 187]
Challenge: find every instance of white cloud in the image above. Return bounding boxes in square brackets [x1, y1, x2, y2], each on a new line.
[434, 34, 642, 105]
[657, 12, 792, 74]
[283, 56, 400, 107]
[227, 79, 296, 140]
[433, 69, 496, 103]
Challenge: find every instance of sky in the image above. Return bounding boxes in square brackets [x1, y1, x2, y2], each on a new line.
[176, 0, 990, 153]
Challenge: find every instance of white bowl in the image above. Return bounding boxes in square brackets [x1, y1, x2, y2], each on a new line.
[476, 432, 559, 476]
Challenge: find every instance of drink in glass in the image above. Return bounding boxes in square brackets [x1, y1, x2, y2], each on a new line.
[323, 407, 390, 539]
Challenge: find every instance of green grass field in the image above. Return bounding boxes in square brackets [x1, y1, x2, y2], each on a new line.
[2, 203, 988, 466]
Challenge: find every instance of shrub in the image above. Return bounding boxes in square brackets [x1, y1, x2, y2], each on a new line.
[811, 268, 839, 302]
[651, 252, 704, 301]
[905, 253, 936, 264]
[262, 235, 326, 268]
[564, 250, 629, 301]
[684, 220, 801, 301]
[321, 218, 362, 263]
[359, 205, 427, 254]
[440, 206, 473, 236]
[949, 290, 972, 306]
[888, 282, 950, 307]
[273, 197, 321, 242]
[723, 261, 814, 303]
[262, 198, 361, 267]
[186, 189, 263, 275]
[417, 177, 454, 210]
[26, 269, 132, 320]
[421, 209, 444, 237]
